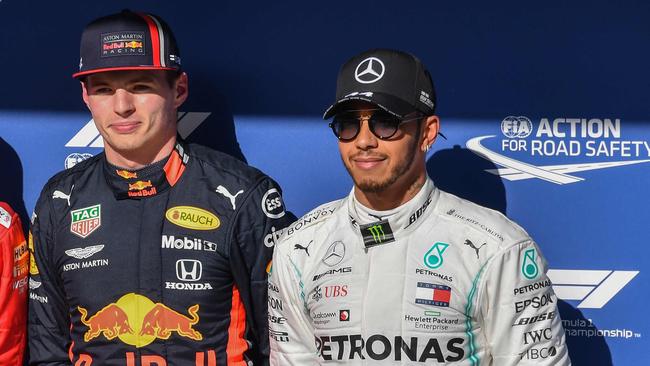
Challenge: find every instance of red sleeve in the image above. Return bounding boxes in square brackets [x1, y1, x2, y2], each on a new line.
[0, 201, 28, 365]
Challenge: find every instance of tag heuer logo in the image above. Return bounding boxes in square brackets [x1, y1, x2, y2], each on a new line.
[70, 204, 101, 238]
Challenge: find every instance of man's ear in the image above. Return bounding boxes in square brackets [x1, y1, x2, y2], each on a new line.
[420, 115, 440, 152]
[174, 72, 189, 108]
[80, 80, 90, 109]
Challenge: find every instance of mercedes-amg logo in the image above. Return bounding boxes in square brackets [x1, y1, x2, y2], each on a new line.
[354, 57, 385, 84]
[322, 241, 346, 267]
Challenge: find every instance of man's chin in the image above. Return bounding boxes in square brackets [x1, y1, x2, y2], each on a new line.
[354, 177, 392, 193]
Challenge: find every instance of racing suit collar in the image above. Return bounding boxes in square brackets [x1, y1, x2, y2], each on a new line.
[103, 140, 189, 200]
[347, 178, 436, 248]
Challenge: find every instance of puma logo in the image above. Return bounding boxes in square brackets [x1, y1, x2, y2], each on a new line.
[464, 239, 486, 259]
[52, 185, 74, 206]
[294, 241, 313, 256]
[215, 185, 244, 210]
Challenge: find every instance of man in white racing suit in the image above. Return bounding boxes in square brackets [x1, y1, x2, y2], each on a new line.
[268, 49, 570, 365]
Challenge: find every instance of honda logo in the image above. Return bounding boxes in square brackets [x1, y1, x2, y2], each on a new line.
[176, 259, 203, 282]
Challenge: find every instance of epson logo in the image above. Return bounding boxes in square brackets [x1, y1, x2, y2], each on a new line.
[313, 267, 352, 281]
[162, 235, 217, 252]
[515, 294, 554, 313]
[315, 334, 464, 362]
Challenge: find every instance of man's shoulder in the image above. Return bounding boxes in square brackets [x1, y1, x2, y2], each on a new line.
[433, 188, 530, 247]
[275, 199, 345, 253]
[186, 143, 269, 187]
[39, 154, 103, 197]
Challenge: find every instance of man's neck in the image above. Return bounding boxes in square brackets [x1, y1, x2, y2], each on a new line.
[104, 135, 177, 170]
[354, 173, 427, 211]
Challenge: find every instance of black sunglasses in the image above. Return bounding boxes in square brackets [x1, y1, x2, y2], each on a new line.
[329, 110, 423, 141]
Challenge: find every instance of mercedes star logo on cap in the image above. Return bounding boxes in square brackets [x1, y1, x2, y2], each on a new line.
[354, 57, 385, 84]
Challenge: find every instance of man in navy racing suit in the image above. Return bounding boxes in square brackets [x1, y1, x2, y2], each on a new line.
[28, 10, 293, 365]
[268, 49, 570, 365]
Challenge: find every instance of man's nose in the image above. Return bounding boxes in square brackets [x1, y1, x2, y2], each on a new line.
[354, 118, 378, 150]
[113, 89, 135, 117]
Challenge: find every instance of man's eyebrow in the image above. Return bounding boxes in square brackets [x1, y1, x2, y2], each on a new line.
[127, 75, 156, 83]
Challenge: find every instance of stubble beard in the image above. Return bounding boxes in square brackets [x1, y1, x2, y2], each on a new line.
[345, 138, 419, 194]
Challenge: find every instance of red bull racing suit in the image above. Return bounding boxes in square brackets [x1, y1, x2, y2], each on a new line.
[268, 178, 570, 365]
[0, 202, 28, 364]
[29, 141, 294, 365]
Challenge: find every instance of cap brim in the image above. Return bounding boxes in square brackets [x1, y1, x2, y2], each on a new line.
[72, 66, 179, 79]
[323, 92, 414, 119]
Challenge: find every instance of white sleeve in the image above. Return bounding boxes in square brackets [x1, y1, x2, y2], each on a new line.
[268, 242, 317, 365]
[480, 240, 571, 365]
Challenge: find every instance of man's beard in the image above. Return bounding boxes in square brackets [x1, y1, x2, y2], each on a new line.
[344, 139, 419, 193]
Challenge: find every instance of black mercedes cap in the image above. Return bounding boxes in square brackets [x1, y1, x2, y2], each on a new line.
[73, 9, 181, 79]
[323, 49, 436, 119]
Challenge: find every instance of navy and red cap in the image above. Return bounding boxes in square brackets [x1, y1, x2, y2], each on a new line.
[73, 9, 181, 79]
[323, 48, 436, 119]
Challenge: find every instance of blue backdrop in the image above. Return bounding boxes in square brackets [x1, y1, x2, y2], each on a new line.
[1, 1, 648, 364]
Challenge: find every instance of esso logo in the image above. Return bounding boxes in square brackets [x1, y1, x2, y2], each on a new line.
[501, 116, 533, 138]
[261, 188, 286, 219]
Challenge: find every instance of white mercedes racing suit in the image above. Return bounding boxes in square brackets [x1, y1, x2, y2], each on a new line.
[268, 179, 570, 365]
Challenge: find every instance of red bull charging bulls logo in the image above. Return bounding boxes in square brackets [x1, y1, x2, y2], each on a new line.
[78, 293, 201, 347]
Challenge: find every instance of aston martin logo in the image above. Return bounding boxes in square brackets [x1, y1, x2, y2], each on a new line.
[65, 245, 105, 260]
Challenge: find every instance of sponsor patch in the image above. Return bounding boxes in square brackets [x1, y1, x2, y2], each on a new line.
[70, 204, 101, 238]
[65, 245, 105, 259]
[339, 310, 350, 322]
[415, 282, 451, 307]
[261, 188, 286, 219]
[0, 206, 11, 228]
[28, 232, 39, 276]
[101, 32, 145, 58]
[360, 220, 395, 247]
[165, 206, 220, 230]
[78, 293, 201, 347]
[116, 170, 137, 179]
[522, 248, 539, 279]
[423, 242, 449, 269]
[322, 241, 346, 267]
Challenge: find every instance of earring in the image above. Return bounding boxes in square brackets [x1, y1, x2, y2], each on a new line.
[422, 144, 431, 153]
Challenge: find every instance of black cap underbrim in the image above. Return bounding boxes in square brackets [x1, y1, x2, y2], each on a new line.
[323, 92, 414, 119]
